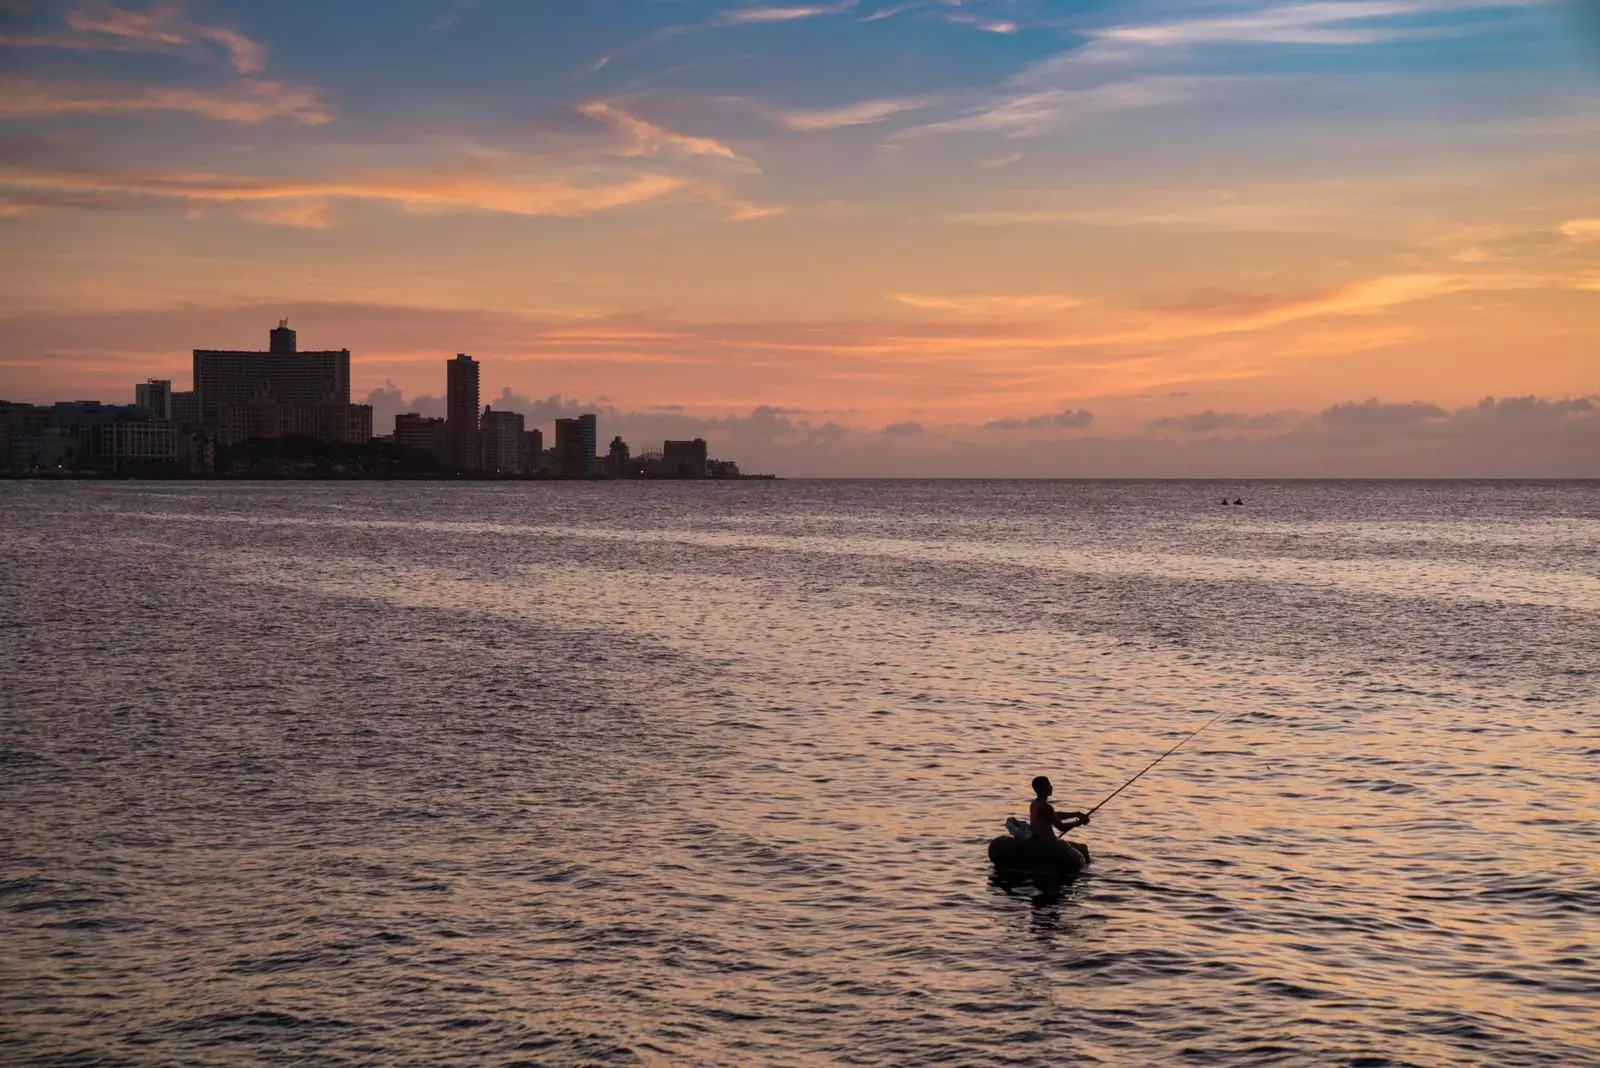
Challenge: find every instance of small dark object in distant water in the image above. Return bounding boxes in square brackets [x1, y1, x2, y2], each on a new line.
[1233, 498, 1244, 505]
[988, 836, 1091, 878]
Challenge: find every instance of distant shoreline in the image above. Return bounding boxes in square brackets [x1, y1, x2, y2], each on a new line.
[0, 472, 781, 482]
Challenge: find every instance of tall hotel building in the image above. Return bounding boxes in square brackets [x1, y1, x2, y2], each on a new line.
[554, 413, 598, 477]
[446, 354, 480, 471]
[192, 321, 367, 444]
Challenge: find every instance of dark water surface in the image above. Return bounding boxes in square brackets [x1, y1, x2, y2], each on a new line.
[2, 480, 1596, 1067]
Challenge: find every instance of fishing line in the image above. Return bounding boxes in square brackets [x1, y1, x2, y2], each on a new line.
[1084, 710, 1228, 818]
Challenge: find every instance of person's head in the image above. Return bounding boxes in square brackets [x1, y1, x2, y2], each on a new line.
[1032, 775, 1052, 798]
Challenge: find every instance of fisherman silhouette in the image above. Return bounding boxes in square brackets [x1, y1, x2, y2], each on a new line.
[1029, 776, 1091, 866]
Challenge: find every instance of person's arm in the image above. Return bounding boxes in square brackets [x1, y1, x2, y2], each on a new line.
[1053, 810, 1091, 832]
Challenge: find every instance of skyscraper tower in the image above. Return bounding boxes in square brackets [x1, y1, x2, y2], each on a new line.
[446, 353, 480, 471]
[269, 318, 297, 354]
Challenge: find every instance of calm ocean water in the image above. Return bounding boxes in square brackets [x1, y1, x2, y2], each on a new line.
[2, 480, 1596, 1067]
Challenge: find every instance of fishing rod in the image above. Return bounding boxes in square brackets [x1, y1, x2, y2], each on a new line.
[1084, 710, 1228, 818]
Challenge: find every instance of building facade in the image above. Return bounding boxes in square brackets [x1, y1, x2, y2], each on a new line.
[479, 407, 526, 474]
[394, 413, 448, 465]
[523, 429, 544, 474]
[77, 421, 178, 476]
[554, 413, 597, 477]
[662, 438, 709, 478]
[607, 435, 631, 477]
[193, 322, 352, 441]
[215, 398, 371, 446]
[446, 353, 480, 471]
[135, 379, 173, 421]
[172, 390, 199, 429]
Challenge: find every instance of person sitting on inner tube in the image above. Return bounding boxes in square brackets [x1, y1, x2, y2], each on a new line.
[1029, 775, 1089, 843]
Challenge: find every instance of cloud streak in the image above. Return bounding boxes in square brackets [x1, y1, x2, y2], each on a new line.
[580, 101, 759, 169]
[0, 74, 331, 125]
[0, 163, 695, 223]
[0, 0, 271, 72]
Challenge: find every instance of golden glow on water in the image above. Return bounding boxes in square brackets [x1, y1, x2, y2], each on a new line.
[3, 480, 1596, 1065]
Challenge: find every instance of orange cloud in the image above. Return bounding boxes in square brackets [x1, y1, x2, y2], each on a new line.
[1559, 218, 1600, 242]
[0, 75, 330, 124]
[0, 162, 775, 224]
[886, 292, 1087, 314]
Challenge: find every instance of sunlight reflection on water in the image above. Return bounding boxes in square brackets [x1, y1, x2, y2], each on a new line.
[3, 479, 1597, 1067]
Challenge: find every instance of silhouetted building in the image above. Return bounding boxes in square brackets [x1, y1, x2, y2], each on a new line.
[179, 431, 215, 475]
[446, 354, 480, 471]
[554, 413, 597, 477]
[662, 438, 708, 478]
[194, 322, 353, 444]
[216, 398, 371, 446]
[607, 436, 631, 478]
[135, 379, 173, 421]
[270, 319, 296, 354]
[77, 421, 177, 475]
[523, 429, 544, 474]
[395, 413, 447, 464]
[347, 404, 373, 443]
[172, 390, 199, 429]
[480, 406, 525, 474]
[708, 459, 741, 478]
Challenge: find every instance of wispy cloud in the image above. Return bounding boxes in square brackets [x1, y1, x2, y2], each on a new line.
[902, 76, 1244, 138]
[887, 292, 1086, 314]
[5, 0, 273, 73]
[0, 74, 330, 125]
[580, 101, 759, 169]
[777, 96, 934, 131]
[856, 2, 925, 23]
[715, 3, 858, 25]
[1076, 0, 1550, 60]
[1559, 218, 1600, 242]
[0, 163, 694, 224]
[943, 13, 1016, 34]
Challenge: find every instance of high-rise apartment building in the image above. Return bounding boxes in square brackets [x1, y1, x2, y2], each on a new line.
[480, 407, 525, 474]
[446, 354, 480, 471]
[135, 379, 173, 421]
[523, 429, 544, 473]
[662, 438, 709, 478]
[607, 435, 631, 478]
[192, 321, 356, 444]
[172, 391, 199, 428]
[554, 413, 597, 477]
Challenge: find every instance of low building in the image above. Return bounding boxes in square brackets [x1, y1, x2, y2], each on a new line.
[77, 421, 178, 476]
[394, 413, 448, 465]
[480, 407, 526, 474]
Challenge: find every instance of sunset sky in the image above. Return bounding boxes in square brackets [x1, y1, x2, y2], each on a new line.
[1, 0, 1597, 474]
